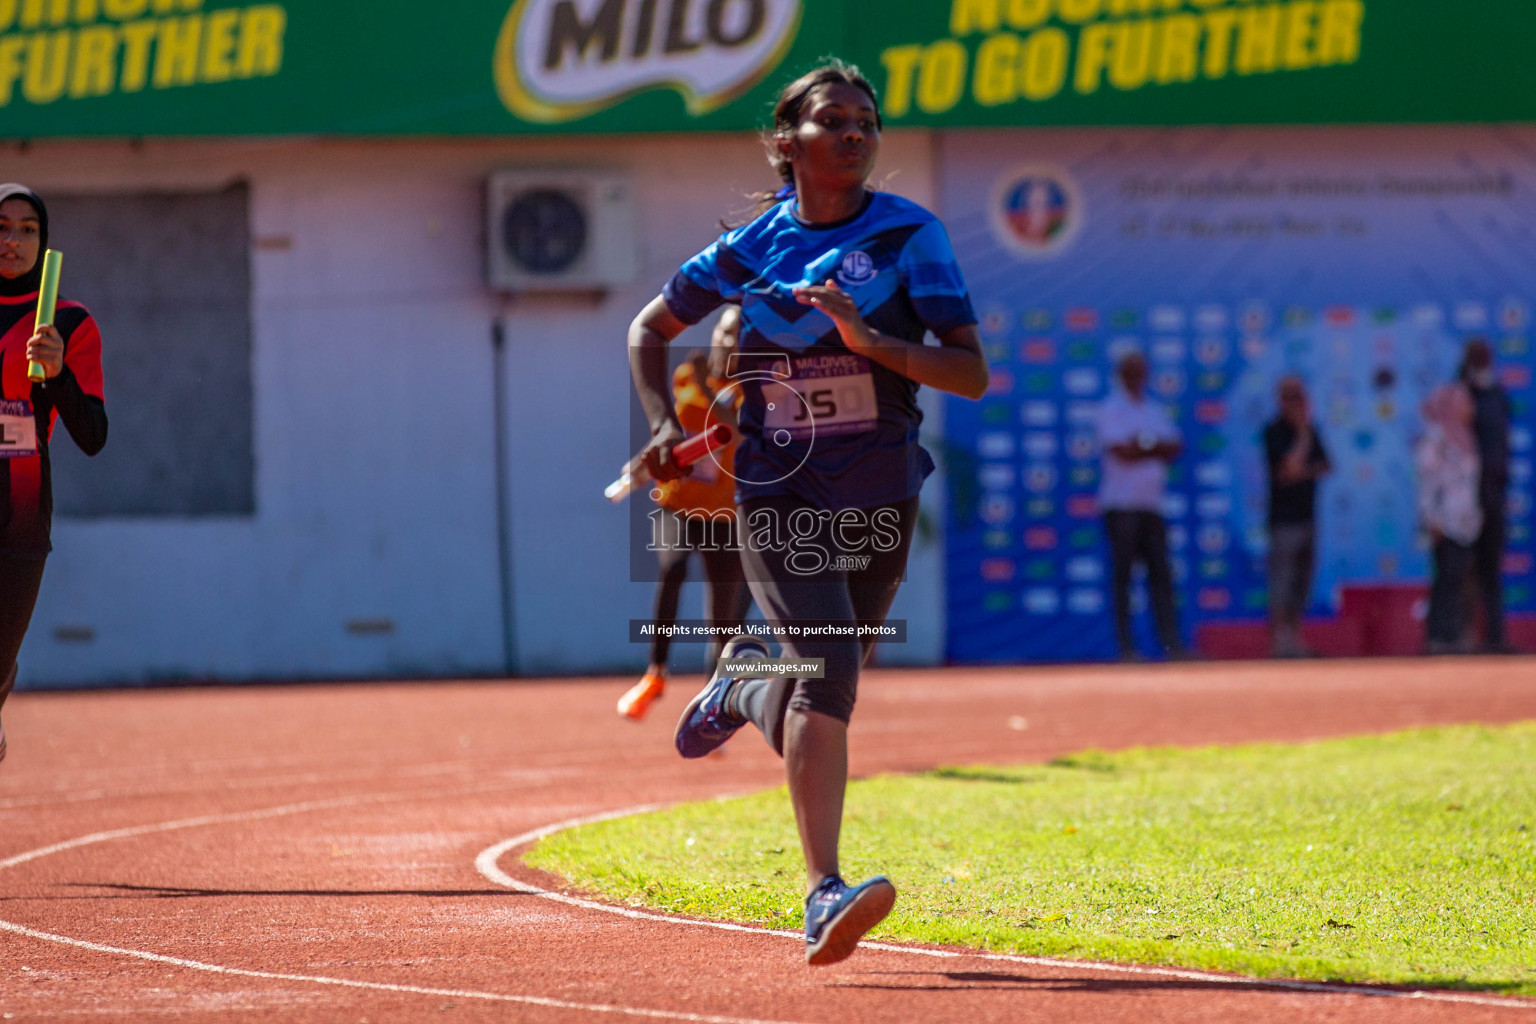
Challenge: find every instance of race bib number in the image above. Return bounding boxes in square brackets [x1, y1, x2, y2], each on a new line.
[0, 399, 36, 459]
[763, 354, 877, 440]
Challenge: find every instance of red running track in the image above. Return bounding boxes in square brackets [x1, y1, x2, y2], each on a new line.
[2, 658, 1535, 1022]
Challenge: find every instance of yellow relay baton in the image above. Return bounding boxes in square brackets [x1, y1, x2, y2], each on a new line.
[28, 248, 62, 383]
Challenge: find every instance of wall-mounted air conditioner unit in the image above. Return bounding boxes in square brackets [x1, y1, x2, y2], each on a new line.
[486, 169, 639, 292]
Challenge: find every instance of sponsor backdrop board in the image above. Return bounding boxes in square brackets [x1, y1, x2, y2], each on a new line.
[939, 126, 1536, 663]
[0, 1, 1533, 137]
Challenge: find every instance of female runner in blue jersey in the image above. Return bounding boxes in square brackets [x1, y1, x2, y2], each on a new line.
[628, 61, 987, 965]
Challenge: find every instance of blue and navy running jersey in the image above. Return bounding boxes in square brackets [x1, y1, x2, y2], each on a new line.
[663, 190, 976, 511]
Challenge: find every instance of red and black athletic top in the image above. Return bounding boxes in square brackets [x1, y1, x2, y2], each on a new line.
[0, 291, 107, 558]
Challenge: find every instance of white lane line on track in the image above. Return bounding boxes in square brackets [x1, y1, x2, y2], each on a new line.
[0, 790, 815, 1024]
[477, 807, 1536, 1013]
[0, 763, 573, 812]
[0, 919, 806, 1024]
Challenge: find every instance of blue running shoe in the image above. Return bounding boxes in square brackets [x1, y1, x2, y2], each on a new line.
[674, 636, 768, 759]
[803, 874, 897, 966]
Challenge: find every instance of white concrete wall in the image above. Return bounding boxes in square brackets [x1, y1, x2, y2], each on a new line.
[5, 130, 945, 686]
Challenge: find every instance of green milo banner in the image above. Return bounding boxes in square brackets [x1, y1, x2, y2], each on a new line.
[0, 0, 1531, 137]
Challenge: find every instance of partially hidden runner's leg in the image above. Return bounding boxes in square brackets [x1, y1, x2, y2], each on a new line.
[620, 509, 692, 719]
[0, 556, 48, 764]
[698, 516, 750, 665]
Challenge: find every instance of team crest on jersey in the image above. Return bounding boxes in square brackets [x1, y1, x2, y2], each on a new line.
[837, 250, 876, 286]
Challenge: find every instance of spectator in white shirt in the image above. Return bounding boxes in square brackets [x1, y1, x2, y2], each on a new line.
[1417, 382, 1482, 654]
[1096, 352, 1186, 660]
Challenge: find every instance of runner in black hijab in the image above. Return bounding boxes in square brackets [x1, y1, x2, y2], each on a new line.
[0, 183, 109, 765]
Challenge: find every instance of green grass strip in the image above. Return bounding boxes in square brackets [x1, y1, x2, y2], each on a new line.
[527, 723, 1536, 993]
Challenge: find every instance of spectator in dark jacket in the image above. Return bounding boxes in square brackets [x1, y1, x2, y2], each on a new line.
[1460, 339, 1514, 653]
[1263, 377, 1331, 657]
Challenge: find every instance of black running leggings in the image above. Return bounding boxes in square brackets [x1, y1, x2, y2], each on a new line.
[734, 494, 919, 756]
[0, 556, 46, 693]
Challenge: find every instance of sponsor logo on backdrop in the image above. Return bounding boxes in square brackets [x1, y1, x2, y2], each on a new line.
[1064, 306, 1099, 332]
[1195, 461, 1232, 488]
[1067, 589, 1104, 615]
[1024, 432, 1059, 458]
[1154, 370, 1185, 398]
[1066, 556, 1103, 582]
[1195, 400, 1227, 424]
[1194, 306, 1227, 332]
[1024, 526, 1058, 550]
[1025, 464, 1058, 493]
[1241, 304, 1270, 334]
[1024, 588, 1060, 614]
[1454, 302, 1489, 330]
[877, 2, 1364, 120]
[1067, 494, 1098, 519]
[980, 557, 1016, 583]
[1198, 588, 1232, 612]
[984, 591, 1013, 613]
[1107, 336, 1142, 361]
[979, 464, 1016, 490]
[1022, 401, 1057, 427]
[495, 0, 801, 123]
[991, 166, 1081, 258]
[1197, 493, 1232, 519]
[977, 432, 1016, 459]
[1410, 304, 1443, 327]
[1021, 338, 1056, 363]
[1198, 524, 1231, 554]
[1195, 338, 1228, 365]
[1064, 368, 1101, 395]
[1149, 306, 1184, 332]
[0, 3, 287, 107]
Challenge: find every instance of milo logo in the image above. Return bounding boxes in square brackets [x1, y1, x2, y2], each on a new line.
[495, 0, 802, 124]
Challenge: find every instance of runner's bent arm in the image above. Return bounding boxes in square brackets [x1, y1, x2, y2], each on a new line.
[794, 280, 989, 399]
[35, 312, 108, 456]
[629, 295, 691, 481]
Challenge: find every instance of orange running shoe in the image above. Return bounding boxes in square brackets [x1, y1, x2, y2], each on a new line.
[617, 669, 666, 721]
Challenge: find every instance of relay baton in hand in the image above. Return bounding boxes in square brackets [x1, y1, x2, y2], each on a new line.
[28, 249, 62, 383]
[604, 423, 732, 503]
